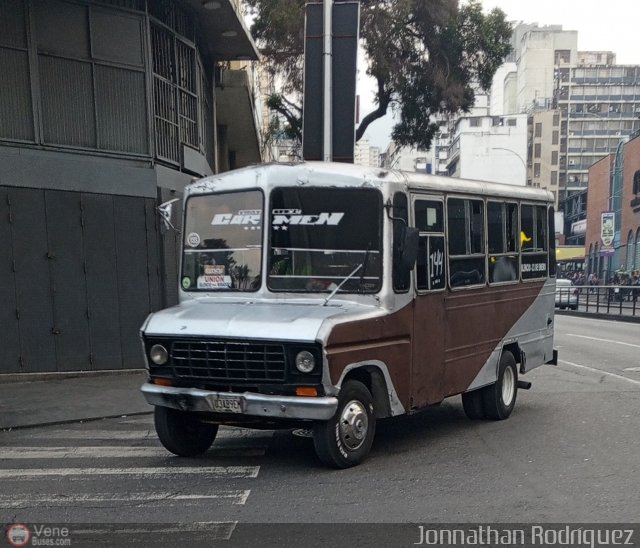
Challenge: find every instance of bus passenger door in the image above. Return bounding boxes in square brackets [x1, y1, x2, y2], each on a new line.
[410, 198, 447, 408]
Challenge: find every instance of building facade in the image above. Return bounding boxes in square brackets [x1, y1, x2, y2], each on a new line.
[585, 131, 640, 281]
[0, 0, 260, 375]
[447, 113, 528, 186]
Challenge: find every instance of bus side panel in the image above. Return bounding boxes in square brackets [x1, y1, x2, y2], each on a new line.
[326, 304, 413, 411]
[442, 281, 545, 398]
[411, 292, 446, 407]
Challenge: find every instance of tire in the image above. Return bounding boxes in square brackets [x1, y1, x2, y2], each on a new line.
[482, 350, 518, 420]
[154, 406, 218, 457]
[461, 389, 485, 419]
[313, 380, 376, 469]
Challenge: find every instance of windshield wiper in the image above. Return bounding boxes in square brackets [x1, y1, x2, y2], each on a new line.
[322, 264, 363, 306]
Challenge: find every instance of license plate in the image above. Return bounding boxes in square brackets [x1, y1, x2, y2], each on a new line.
[211, 395, 243, 414]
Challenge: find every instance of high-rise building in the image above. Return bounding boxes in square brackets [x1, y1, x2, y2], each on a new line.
[354, 137, 381, 168]
[555, 60, 640, 199]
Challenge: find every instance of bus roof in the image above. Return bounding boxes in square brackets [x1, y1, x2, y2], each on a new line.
[187, 162, 554, 203]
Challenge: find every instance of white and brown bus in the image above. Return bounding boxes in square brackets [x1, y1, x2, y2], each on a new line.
[141, 162, 557, 468]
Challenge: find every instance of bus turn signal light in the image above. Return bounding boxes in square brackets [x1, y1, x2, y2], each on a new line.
[153, 378, 173, 387]
[295, 387, 318, 397]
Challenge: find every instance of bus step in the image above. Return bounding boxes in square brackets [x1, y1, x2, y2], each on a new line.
[517, 380, 532, 390]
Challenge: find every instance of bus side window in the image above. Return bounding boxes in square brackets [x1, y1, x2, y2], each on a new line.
[447, 198, 485, 288]
[488, 201, 519, 284]
[392, 192, 410, 292]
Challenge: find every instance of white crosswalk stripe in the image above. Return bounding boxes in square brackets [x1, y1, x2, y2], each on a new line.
[0, 446, 266, 458]
[74, 522, 237, 539]
[0, 465, 260, 479]
[0, 491, 251, 507]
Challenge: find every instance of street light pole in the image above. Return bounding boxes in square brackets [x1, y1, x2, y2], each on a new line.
[491, 147, 527, 184]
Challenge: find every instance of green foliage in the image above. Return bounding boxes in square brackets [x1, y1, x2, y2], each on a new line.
[248, 0, 512, 150]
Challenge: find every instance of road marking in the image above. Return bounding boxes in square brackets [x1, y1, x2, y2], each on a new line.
[560, 360, 640, 386]
[0, 466, 260, 479]
[74, 522, 236, 539]
[0, 446, 266, 459]
[20, 430, 155, 440]
[623, 367, 640, 372]
[566, 333, 640, 349]
[0, 491, 250, 507]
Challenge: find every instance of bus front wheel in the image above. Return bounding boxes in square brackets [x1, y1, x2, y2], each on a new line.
[154, 406, 218, 457]
[313, 380, 376, 468]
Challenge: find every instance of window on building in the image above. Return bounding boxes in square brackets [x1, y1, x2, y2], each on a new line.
[552, 131, 559, 145]
[34, 1, 149, 154]
[507, 118, 517, 127]
[534, 143, 541, 158]
[535, 123, 542, 138]
[550, 171, 558, 185]
[551, 151, 558, 165]
[534, 163, 541, 178]
[553, 113, 560, 126]
[470, 118, 481, 127]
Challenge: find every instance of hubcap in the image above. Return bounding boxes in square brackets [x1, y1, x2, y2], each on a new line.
[339, 400, 369, 451]
[502, 365, 515, 406]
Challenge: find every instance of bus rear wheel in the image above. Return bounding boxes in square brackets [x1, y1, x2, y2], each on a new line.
[154, 406, 218, 457]
[313, 380, 376, 469]
[482, 350, 518, 420]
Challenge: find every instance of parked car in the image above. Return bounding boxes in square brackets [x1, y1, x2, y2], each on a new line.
[555, 278, 578, 310]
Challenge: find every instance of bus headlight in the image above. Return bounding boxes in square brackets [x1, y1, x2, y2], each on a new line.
[150, 344, 169, 365]
[295, 351, 315, 373]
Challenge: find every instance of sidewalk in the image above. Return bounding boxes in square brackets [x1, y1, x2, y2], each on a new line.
[0, 370, 151, 430]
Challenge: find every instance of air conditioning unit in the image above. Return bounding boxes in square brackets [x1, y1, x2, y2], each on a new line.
[568, 160, 575, 166]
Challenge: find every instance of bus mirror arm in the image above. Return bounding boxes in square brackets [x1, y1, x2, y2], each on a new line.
[158, 198, 181, 233]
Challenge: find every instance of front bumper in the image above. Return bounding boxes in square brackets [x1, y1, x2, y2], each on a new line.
[141, 383, 338, 421]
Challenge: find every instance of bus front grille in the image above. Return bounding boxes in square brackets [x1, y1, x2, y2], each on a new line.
[170, 340, 286, 382]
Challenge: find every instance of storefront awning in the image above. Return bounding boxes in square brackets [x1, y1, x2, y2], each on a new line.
[556, 246, 585, 261]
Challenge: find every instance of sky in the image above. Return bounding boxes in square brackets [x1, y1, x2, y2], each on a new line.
[357, 0, 640, 151]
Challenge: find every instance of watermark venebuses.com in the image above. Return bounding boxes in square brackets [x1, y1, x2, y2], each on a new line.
[414, 525, 636, 547]
[6, 524, 71, 547]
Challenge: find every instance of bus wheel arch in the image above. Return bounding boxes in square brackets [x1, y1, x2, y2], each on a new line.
[339, 364, 393, 419]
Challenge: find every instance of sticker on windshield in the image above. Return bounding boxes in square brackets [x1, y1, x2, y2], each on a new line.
[181, 277, 191, 289]
[197, 275, 233, 289]
[271, 209, 344, 229]
[211, 209, 262, 230]
[204, 264, 225, 276]
[186, 232, 201, 247]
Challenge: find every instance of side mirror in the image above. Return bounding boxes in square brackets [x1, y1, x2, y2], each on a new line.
[157, 198, 180, 232]
[400, 227, 419, 270]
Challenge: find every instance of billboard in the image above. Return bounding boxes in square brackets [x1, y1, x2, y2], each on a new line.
[600, 211, 615, 256]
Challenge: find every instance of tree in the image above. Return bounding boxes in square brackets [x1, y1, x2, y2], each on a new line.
[246, 0, 512, 150]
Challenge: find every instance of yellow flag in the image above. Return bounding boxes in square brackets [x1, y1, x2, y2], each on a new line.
[520, 231, 532, 246]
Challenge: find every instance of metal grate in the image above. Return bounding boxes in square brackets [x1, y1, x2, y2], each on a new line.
[170, 340, 287, 382]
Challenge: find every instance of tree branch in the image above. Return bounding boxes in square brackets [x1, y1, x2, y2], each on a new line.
[355, 76, 392, 142]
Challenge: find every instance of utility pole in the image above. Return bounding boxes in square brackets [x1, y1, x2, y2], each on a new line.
[322, 0, 333, 162]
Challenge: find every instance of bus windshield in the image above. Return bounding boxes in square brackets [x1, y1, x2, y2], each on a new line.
[268, 187, 382, 293]
[181, 190, 263, 292]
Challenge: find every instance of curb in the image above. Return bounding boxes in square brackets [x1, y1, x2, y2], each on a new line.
[0, 411, 153, 432]
[0, 368, 147, 384]
[555, 310, 640, 323]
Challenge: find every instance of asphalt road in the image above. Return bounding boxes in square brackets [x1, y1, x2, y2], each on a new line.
[1, 315, 639, 546]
